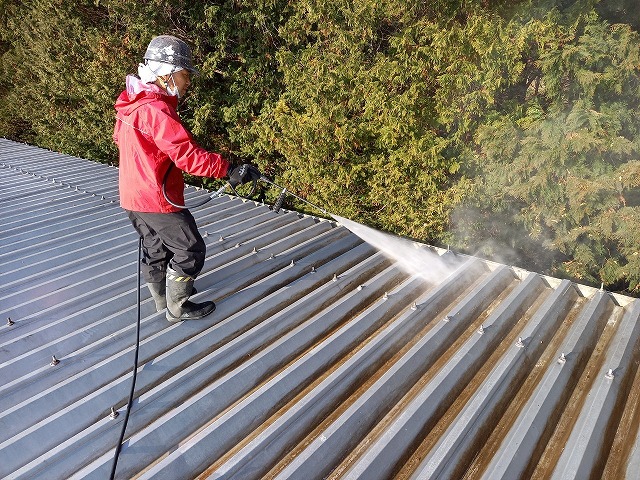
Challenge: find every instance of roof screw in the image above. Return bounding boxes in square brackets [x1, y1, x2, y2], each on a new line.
[203, 231, 208, 237]
[290, 260, 295, 266]
[235, 243, 240, 248]
[268, 253, 275, 259]
[383, 292, 388, 300]
[101, 195, 105, 200]
[91, 193, 96, 197]
[332, 273, 338, 281]
[109, 407, 119, 419]
[50, 355, 60, 366]
[411, 302, 418, 310]
[443, 315, 451, 322]
[605, 368, 615, 379]
[558, 352, 567, 364]
[252, 246, 258, 254]
[515, 337, 524, 347]
[219, 236, 224, 242]
[357, 285, 364, 291]
[7, 317, 14, 326]
[477, 324, 485, 335]
[310, 265, 316, 273]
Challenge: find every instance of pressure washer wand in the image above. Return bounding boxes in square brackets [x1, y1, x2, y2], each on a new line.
[258, 176, 329, 216]
[163, 163, 329, 217]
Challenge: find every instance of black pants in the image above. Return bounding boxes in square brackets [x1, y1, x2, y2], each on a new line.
[126, 210, 206, 283]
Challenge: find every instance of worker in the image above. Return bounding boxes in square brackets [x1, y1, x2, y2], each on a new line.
[113, 35, 260, 322]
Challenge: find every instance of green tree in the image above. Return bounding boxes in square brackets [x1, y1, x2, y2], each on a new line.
[461, 11, 640, 291]
[2, 0, 640, 294]
[246, 1, 515, 238]
[183, 1, 291, 165]
[0, 0, 215, 161]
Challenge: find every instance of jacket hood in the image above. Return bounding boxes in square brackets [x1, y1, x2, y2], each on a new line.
[115, 75, 177, 115]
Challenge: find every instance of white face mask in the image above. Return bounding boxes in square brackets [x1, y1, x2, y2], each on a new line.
[166, 74, 180, 98]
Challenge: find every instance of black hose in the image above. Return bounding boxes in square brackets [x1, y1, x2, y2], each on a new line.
[109, 236, 143, 480]
[105, 171, 323, 479]
[162, 163, 213, 209]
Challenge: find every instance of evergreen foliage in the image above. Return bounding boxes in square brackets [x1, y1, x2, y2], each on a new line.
[464, 11, 640, 291]
[1, 0, 639, 293]
[246, 1, 470, 236]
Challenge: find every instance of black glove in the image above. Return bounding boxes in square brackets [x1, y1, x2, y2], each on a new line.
[227, 163, 261, 188]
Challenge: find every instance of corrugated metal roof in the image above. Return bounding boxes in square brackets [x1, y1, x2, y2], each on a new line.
[2, 137, 640, 479]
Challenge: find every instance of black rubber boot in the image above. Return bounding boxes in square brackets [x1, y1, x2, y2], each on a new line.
[147, 281, 166, 312]
[148, 281, 196, 313]
[165, 267, 215, 322]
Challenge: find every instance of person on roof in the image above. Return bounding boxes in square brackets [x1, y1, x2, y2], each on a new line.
[113, 34, 260, 322]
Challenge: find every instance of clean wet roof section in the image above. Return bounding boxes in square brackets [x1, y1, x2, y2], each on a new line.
[2, 138, 640, 479]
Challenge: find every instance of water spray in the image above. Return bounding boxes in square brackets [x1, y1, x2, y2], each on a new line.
[163, 166, 452, 283]
[166, 170, 453, 283]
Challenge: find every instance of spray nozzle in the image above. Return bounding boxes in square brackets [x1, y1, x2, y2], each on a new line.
[273, 188, 287, 213]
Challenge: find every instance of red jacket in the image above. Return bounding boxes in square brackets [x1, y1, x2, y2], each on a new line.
[113, 76, 230, 213]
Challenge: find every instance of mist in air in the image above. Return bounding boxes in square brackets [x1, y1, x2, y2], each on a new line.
[331, 215, 456, 284]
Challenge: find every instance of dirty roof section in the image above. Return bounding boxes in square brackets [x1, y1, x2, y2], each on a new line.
[2, 137, 640, 479]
